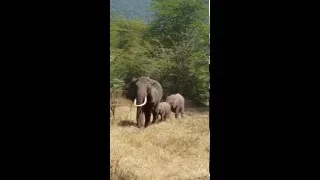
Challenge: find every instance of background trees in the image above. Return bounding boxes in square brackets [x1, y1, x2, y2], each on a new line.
[110, 0, 209, 106]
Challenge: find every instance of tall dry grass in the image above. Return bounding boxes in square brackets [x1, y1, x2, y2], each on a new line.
[110, 99, 209, 180]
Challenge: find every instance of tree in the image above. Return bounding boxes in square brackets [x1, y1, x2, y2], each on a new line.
[148, 0, 209, 48]
[147, 0, 209, 105]
[110, 18, 153, 84]
[109, 0, 209, 106]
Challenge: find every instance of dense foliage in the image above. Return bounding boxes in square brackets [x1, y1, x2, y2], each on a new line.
[110, 0, 209, 106]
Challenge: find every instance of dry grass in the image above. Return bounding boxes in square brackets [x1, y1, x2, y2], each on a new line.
[110, 100, 209, 180]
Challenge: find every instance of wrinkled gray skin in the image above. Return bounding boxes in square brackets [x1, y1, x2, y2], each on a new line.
[126, 77, 163, 128]
[166, 93, 185, 118]
[156, 102, 171, 122]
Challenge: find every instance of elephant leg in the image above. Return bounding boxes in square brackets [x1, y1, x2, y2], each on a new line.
[181, 107, 184, 118]
[175, 108, 179, 118]
[144, 111, 151, 127]
[152, 112, 158, 124]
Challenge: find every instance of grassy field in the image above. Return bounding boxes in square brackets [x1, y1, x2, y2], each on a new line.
[110, 99, 210, 180]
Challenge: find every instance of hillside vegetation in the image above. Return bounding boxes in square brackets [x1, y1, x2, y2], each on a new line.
[111, 0, 209, 105]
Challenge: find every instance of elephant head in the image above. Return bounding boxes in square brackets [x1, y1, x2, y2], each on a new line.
[126, 77, 163, 127]
[166, 94, 179, 108]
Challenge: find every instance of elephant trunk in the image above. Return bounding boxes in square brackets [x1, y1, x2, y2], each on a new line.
[135, 93, 147, 127]
[134, 88, 147, 107]
[136, 105, 144, 128]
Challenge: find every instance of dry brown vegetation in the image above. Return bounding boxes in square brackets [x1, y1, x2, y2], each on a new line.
[110, 98, 209, 180]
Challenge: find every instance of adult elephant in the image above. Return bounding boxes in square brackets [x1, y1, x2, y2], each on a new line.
[166, 93, 185, 118]
[126, 77, 163, 128]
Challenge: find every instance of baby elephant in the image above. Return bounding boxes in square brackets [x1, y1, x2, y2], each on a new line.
[156, 102, 171, 122]
[166, 93, 185, 118]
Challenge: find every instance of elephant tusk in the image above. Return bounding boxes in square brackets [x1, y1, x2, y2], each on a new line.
[134, 97, 147, 107]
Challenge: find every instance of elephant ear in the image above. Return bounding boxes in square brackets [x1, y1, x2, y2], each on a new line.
[126, 79, 138, 101]
[166, 96, 172, 106]
[147, 80, 163, 103]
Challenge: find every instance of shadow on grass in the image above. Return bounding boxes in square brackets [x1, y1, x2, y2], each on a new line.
[117, 120, 137, 127]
